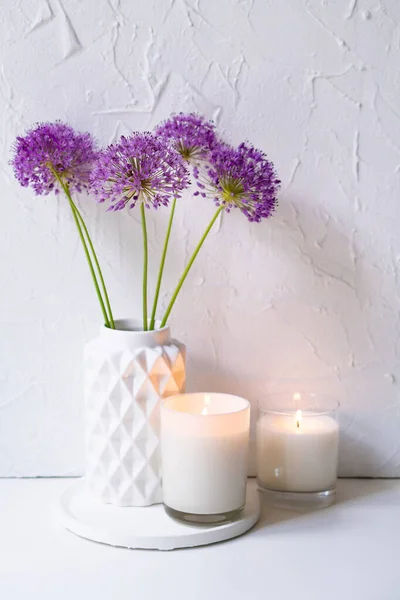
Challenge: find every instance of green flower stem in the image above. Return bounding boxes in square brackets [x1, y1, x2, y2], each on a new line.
[69, 198, 115, 329]
[160, 205, 224, 328]
[149, 197, 176, 331]
[140, 203, 148, 331]
[52, 170, 110, 328]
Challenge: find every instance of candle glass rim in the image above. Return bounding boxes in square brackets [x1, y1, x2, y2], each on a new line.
[162, 392, 250, 417]
[257, 392, 339, 417]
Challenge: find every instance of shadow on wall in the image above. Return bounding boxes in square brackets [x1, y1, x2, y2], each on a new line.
[339, 425, 384, 478]
[80, 182, 399, 478]
[182, 192, 400, 476]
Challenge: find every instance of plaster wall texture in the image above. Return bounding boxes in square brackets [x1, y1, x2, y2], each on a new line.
[0, 0, 399, 476]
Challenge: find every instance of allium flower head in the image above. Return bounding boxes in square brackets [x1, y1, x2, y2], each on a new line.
[194, 141, 281, 222]
[10, 121, 97, 195]
[90, 133, 190, 211]
[155, 113, 217, 162]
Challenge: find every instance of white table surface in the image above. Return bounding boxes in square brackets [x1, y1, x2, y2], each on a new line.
[1, 478, 399, 600]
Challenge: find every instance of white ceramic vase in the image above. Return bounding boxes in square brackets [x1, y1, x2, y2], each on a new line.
[84, 319, 186, 506]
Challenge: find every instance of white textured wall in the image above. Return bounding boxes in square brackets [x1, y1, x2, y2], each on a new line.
[1, 0, 399, 477]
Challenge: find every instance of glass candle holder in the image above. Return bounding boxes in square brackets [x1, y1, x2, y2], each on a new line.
[161, 393, 250, 524]
[257, 393, 339, 509]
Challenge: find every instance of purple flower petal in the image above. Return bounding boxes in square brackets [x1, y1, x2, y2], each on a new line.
[155, 113, 217, 163]
[90, 132, 190, 210]
[198, 141, 280, 222]
[10, 121, 97, 196]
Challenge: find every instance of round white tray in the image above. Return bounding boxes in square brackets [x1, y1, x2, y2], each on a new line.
[59, 480, 261, 551]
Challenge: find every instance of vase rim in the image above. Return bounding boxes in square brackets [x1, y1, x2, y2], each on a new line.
[103, 318, 170, 334]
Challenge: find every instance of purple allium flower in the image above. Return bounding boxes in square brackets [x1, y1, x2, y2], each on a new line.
[90, 133, 190, 211]
[10, 122, 97, 195]
[155, 113, 217, 162]
[194, 142, 281, 223]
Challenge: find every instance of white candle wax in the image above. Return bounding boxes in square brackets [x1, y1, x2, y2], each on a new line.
[257, 412, 339, 493]
[161, 393, 250, 516]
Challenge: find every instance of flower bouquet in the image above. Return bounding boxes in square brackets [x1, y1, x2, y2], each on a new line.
[11, 114, 280, 506]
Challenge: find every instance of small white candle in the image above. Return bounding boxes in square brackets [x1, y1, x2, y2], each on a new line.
[161, 393, 250, 518]
[257, 407, 339, 493]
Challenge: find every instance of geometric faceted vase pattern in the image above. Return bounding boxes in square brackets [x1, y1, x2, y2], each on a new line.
[84, 319, 186, 506]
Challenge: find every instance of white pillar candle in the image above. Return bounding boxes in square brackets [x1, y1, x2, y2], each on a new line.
[257, 409, 339, 493]
[161, 393, 250, 519]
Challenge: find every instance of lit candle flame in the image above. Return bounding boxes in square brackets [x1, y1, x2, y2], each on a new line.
[201, 394, 211, 416]
[295, 409, 302, 429]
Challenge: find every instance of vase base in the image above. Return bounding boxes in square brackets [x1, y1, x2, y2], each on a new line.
[86, 480, 162, 507]
[258, 482, 336, 510]
[164, 504, 244, 525]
